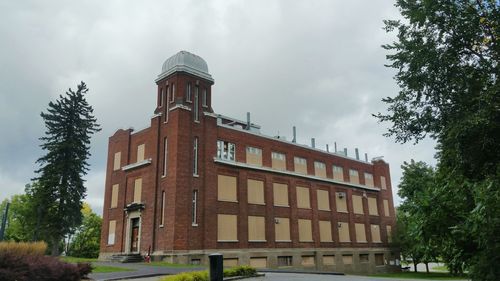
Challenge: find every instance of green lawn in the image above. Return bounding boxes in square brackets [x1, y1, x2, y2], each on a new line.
[370, 272, 466, 280]
[59, 256, 98, 263]
[146, 261, 203, 268]
[92, 265, 136, 273]
[432, 265, 449, 271]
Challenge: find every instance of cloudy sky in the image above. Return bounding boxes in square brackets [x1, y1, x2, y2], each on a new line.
[0, 0, 437, 214]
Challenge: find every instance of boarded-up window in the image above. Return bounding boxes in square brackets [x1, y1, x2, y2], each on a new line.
[223, 258, 238, 267]
[371, 224, 382, 243]
[277, 256, 292, 267]
[218, 175, 237, 202]
[108, 220, 116, 245]
[360, 254, 369, 263]
[355, 223, 367, 243]
[113, 152, 121, 171]
[333, 165, 344, 181]
[298, 219, 313, 242]
[250, 257, 267, 268]
[246, 146, 262, 166]
[294, 157, 307, 174]
[301, 256, 315, 266]
[137, 144, 145, 162]
[364, 173, 374, 187]
[296, 186, 310, 209]
[352, 195, 364, 214]
[248, 216, 266, 241]
[368, 197, 378, 216]
[275, 217, 290, 241]
[375, 253, 385, 266]
[317, 190, 330, 211]
[111, 184, 119, 208]
[323, 255, 335, 265]
[273, 183, 289, 207]
[336, 192, 347, 212]
[338, 222, 350, 242]
[349, 169, 359, 184]
[383, 199, 390, 216]
[314, 161, 326, 178]
[272, 152, 286, 171]
[342, 255, 353, 265]
[133, 178, 142, 203]
[319, 221, 333, 242]
[217, 214, 237, 241]
[380, 176, 387, 189]
[386, 225, 392, 242]
[247, 179, 265, 205]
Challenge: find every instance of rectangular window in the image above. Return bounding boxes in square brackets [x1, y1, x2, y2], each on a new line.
[273, 183, 289, 207]
[134, 178, 142, 203]
[217, 140, 235, 161]
[194, 87, 199, 122]
[371, 224, 381, 243]
[301, 256, 315, 267]
[137, 144, 145, 162]
[246, 146, 262, 166]
[274, 218, 290, 241]
[383, 199, 390, 216]
[333, 165, 344, 181]
[298, 219, 313, 242]
[314, 161, 326, 178]
[248, 216, 266, 241]
[186, 83, 192, 102]
[217, 174, 237, 202]
[352, 195, 364, 214]
[224, 258, 238, 267]
[247, 179, 265, 205]
[113, 152, 121, 171]
[336, 192, 347, 212]
[250, 257, 267, 268]
[277, 256, 292, 267]
[319, 220, 333, 242]
[380, 176, 387, 189]
[159, 88, 164, 107]
[193, 138, 198, 176]
[160, 191, 165, 227]
[294, 156, 307, 174]
[192, 190, 198, 226]
[360, 254, 369, 263]
[162, 138, 168, 176]
[368, 197, 378, 216]
[317, 190, 330, 211]
[323, 255, 335, 265]
[386, 225, 392, 242]
[342, 255, 353, 265]
[375, 253, 385, 266]
[349, 169, 359, 184]
[217, 214, 237, 241]
[170, 83, 175, 103]
[364, 172, 374, 187]
[164, 86, 169, 123]
[271, 152, 286, 170]
[355, 223, 367, 243]
[296, 186, 311, 209]
[338, 222, 351, 242]
[107, 220, 116, 245]
[111, 184, 119, 208]
[202, 88, 207, 107]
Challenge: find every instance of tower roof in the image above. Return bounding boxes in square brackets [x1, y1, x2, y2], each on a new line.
[156, 51, 214, 82]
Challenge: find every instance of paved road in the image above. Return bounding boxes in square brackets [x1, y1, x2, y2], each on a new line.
[88, 262, 204, 281]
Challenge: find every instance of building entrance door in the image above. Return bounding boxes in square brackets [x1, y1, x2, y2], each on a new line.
[130, 217, 140, 252]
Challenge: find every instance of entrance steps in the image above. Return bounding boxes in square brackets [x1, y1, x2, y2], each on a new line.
[109, 253, 144, 263]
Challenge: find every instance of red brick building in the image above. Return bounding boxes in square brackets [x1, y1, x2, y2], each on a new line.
[99, 51, 399, 274]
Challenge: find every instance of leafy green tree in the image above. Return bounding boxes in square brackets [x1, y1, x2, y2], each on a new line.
[0, 191, 38, 242]
[377, 1, 499, 279]
[32, 82, 100, 255]
[68, 204, 102, 258]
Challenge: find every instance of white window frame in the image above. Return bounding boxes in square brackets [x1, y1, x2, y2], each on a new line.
[170, 83, 175, 103]
[159, 88, 164, 107]
[193, 137, 199, 176]
[194, 87, 199, 122]
[192, 190, 198, 226]
[160, 191, 165, 227]
[246, 146, 262, 155]
[272, 152, 286, 160]
[202, 88, 207, 107]
[186, 82, 192, 102]
[294, 156, 307, 165]
[314, 161, 326, 169]
[162, 138, 168, 177]
[217, 140, 235, 161]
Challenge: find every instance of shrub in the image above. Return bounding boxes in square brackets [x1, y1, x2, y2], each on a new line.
[224, 265, 257, 277]
[0, 241, 47, 256]
[0, 252, 89, 281]
[77, 262, 93, 278]
[160, 265, 257, 281]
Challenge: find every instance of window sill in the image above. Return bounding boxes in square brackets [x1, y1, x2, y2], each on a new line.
[217, 240, 238, 243]
[248, 202, 266, 206]
[192, 223, 198, 227]
[275, 240, 292, 242]
[161, 175, 167, 178]
[298, 207, 312, 210]
[274, 204, 290, 207]
[193, 174, 199, 177]
[318, 209, 331, 212]
[299, 240, 314, 242]
[320, 240, 334, 243]
[248, 240, 267, 242]
[159, 225, 164, 228]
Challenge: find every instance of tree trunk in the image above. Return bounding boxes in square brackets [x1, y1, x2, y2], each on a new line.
[414, 261, 418, 272]
[425, 262, 429, 273]
[51, 237, 60, 256]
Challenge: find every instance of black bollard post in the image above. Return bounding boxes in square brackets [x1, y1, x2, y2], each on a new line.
[209, 253, 223, 281]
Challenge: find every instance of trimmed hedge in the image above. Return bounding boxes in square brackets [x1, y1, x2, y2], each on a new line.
[0, 241, 47, 256]
[0, 252, 93, 281]
[161, 265, 257, 281]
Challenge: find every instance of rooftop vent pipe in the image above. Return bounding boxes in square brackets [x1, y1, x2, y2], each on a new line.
[246, 112, 251, 130]
[334, 142, 337, 152]
[292, 126, 296, 143]
[326, 144, 329, 152]
[365, 153, 368, 162]
[311, 138, 316, 148]
[355, 148, 360, 160]
[344, 148, 348, 156]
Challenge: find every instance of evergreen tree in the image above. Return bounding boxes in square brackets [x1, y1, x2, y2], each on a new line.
[33, 81, 100, 255]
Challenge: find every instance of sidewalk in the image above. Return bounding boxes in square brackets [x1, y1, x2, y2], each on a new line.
[88, 262, 204, 281]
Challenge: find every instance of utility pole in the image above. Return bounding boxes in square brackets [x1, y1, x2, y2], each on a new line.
[0, 202, 10, 241]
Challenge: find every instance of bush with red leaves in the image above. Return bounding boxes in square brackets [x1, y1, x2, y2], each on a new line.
[0, 253, 91, 281]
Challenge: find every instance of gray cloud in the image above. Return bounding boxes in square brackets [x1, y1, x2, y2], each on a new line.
[0, 1, 436, 214]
